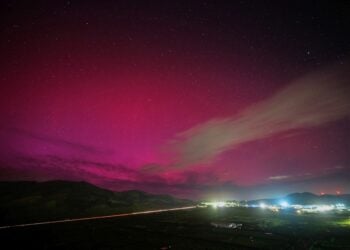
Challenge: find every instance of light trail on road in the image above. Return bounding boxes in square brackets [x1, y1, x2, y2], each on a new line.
[0, 206, 196, 230]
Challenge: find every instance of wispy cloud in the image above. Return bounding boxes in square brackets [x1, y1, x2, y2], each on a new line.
[168, 64, 350, 168]
[268, 175, 291, 181]
[2, 127, 112, 154]
[1, 154, 171, 186]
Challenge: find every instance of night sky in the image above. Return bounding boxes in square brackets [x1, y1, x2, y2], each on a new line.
[0, 1, 349, 200]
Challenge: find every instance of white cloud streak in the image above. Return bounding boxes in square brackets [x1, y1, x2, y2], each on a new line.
[268, 175, 291, 181]
[169, 64, 350, 168]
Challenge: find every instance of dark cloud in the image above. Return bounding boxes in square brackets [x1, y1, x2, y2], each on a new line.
[0, 155, 134, 183]
[140, 163, 165, 174]
[2, 127, 113, 154]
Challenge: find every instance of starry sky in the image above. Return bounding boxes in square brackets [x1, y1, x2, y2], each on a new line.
[0, 1, 349, 200]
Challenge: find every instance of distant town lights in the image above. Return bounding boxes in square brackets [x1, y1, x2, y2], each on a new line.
[280, 201, 289, 207]
[335, 203, 345, 208]
[316, 205, 334, 212]
[200, 201, 240, 208]
[213, 202, 226, 208]
[259, 203, 266, 209]
[198, 200, 348, 213]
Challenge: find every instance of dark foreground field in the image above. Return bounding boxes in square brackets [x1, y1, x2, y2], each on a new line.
[1, 207, 350, 249]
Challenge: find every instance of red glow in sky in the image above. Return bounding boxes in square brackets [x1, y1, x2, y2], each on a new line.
[0, 1, 349, 199]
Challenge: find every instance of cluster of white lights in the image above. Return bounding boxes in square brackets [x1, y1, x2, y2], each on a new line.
[259, 203, 266, 209]
[200, 201, 239, 208]
[255, 201, 347, 213]
[297, 203, 347, 213]
[280, 201, 289, 208]
[212, 202, 226, 208]
[200, 200, 348, 214]
[317, 205, 334, 212]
